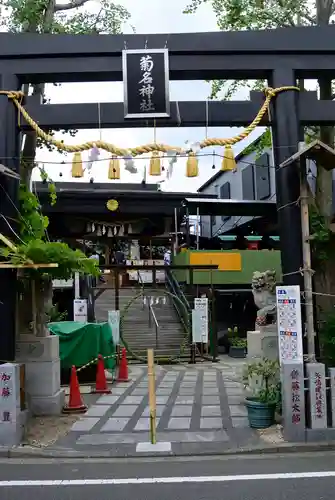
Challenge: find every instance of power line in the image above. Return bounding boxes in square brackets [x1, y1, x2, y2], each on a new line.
[0, 144, 317, 171]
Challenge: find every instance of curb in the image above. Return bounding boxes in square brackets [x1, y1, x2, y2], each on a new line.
[1, 441, 335, 459]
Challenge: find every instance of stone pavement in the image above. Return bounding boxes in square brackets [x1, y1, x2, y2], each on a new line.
[52, 358, 261, 456]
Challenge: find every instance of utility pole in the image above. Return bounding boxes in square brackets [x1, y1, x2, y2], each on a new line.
[298, 142, 315, 362]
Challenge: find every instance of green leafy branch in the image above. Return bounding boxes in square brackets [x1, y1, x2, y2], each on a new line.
[0, 238, 100, 280]
[19, 183, 49, 242]
[5, 185, 99, 280]
[309, 206, 335, 266]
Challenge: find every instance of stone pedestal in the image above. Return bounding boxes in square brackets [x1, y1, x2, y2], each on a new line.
[16, 335, 65, 416]
[0, 363, 29, 446]
[247, 325, 279, 361]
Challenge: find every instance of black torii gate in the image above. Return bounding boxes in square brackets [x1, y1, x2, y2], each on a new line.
[1, 25, 335, 361]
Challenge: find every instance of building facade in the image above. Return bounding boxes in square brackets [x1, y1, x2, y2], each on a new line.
[198, 139, 335, 239]
[198, 146, 274, 238]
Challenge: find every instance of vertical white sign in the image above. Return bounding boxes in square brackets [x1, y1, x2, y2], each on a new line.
[108, 310, 120, 345]
[194, 297, 209, 343]
[73, 299, 88, 323]
[276, 285, 303, 364]
[192, 309, 203, 343]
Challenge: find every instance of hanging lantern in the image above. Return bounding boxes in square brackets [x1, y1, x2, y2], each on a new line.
[221, 145, 236, 171]
[71, 152, 83, 178]
[186, 152, 199, 177]
[108, 156, 120, 180]
[97, 225, 102, 236]
[149, 151, 161, 176]
[119, 225, 124, 236]
[107, 227, 113, 238]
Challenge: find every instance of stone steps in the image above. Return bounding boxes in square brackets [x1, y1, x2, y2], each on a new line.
[95, 286, 186, 357]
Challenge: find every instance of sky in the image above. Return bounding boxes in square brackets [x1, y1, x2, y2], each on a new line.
[33, 0, 266, 192]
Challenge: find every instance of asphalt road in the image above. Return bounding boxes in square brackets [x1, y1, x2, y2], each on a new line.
[1, 452, 335, 500]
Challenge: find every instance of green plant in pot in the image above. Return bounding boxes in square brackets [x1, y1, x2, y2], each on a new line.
[228, 327, 247, 358]
[243, 358, 280, 429]
[229, 337, 247, 358]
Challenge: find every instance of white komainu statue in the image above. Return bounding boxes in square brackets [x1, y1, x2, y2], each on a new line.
[251, 270, 277, 327]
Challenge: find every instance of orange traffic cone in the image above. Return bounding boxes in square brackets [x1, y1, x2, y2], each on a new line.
[117, 347, 129, 382]
[92, 355, 111, 394]
[63, 366, 87, 413]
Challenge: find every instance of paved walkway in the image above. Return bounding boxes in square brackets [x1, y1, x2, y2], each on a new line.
[53, 359, 261, 456]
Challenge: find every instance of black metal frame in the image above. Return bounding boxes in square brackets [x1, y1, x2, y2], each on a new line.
[1, 25, 335, 361]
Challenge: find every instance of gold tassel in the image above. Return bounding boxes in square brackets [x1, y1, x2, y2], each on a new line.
[221, 145, 236, 171]
[186, 152, 199, 177]
[108, 156, 120, 180]
[149, 151, 161, 176]
[71, 152, 83, 178]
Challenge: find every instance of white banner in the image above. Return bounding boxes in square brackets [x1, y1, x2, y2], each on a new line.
[108, 310, 120, 345]
[194, 298, 209, 343]
[192, 309, 203, 343]
[73, 299, 88, 323]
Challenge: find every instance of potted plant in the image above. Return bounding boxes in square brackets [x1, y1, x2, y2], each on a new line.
[229, 337, 247, 358]
[227, 326, 247, 358]
[243, 358, 280, 429]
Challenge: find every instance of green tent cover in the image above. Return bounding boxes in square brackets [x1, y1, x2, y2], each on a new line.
[49, 321, 115, 370]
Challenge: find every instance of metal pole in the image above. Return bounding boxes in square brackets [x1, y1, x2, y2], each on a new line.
[174, 207, 178, 255]
[299, 144, 315, 361]
[210, 264, 218, 362]
[186, 207, 190, 248]
[147, 348, 156, 444]
[114, 268, 119, 311]
[74, 272, 80, 299]
[196, 207, 200, 250]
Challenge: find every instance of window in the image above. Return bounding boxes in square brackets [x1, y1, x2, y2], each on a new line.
[242, 164, 255, 200]
[220, 182, 231, 199]
[220, 182, 231, 222]
[211, 215, 216, 227]
[255, 153, 271, 200]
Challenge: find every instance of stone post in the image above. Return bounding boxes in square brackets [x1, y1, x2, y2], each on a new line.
[306, 362, 327, 429]
[247, 325, 279, 361]
[281, 361, 306, 442]
[0, 363, 27, 446]
[16, 335, 64, 415]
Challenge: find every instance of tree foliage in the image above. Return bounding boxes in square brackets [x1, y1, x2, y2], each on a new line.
[0, 1, 129, 280]
[0, 0, 131, 186]
[184, 0, 332, 99]
[0, 0, 130, 34]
